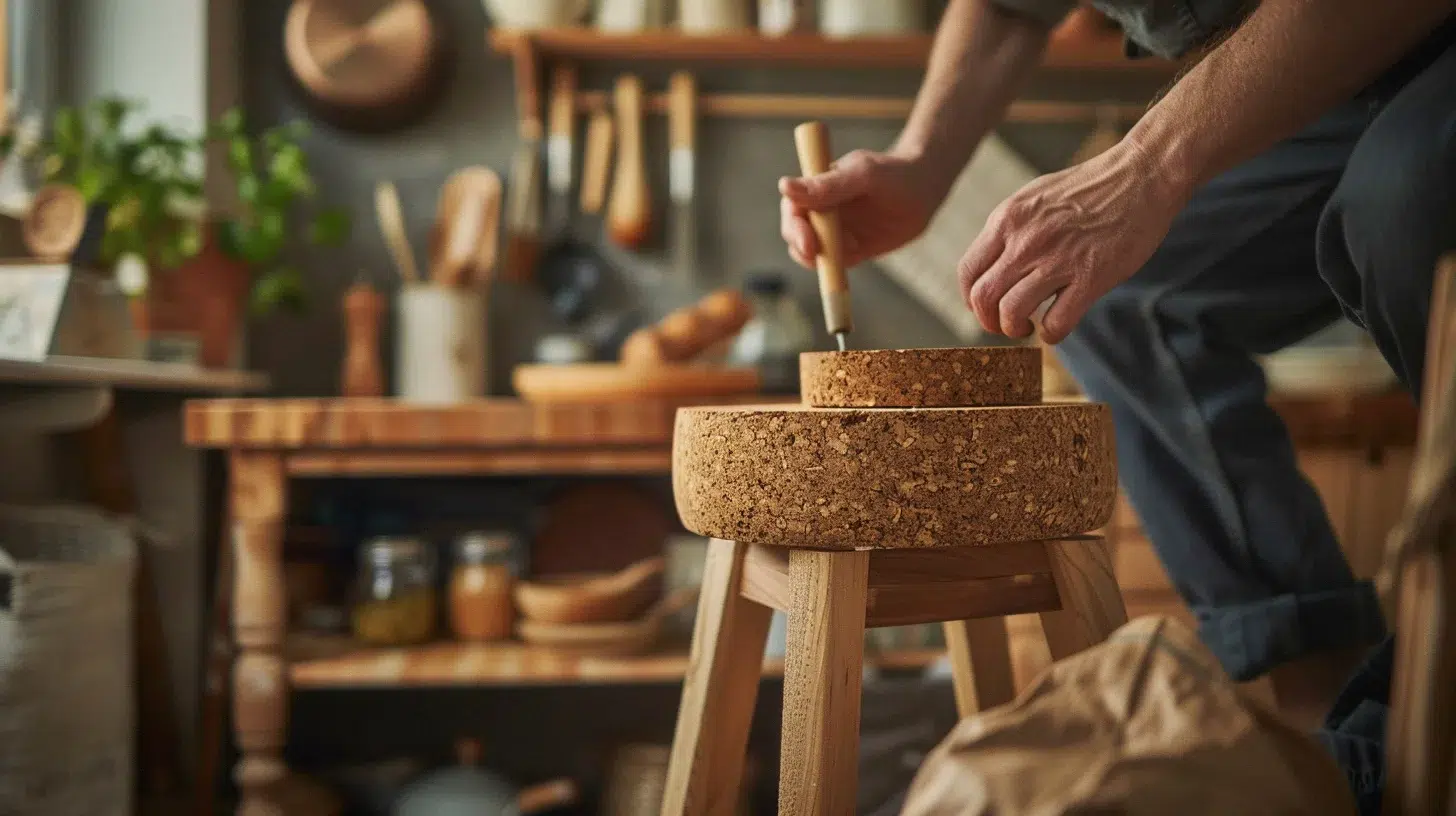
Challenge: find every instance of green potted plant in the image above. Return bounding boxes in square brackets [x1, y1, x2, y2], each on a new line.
[37, 97, 352, 367]
[40, 97, 207, 275]
[208, 108, 350, 314]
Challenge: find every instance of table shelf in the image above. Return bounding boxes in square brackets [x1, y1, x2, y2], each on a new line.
[287, 633, 943, 688]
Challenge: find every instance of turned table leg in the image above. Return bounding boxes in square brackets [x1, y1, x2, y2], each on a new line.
[780, 549, 870, 816]
[229, 452, 289, 815]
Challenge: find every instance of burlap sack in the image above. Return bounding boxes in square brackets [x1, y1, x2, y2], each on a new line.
[901, 616, 1356, 815]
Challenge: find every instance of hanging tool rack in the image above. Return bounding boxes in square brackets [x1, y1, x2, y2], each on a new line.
[489, 27, 1176, 126]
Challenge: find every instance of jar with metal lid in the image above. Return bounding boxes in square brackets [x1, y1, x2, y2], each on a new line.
[448, 532, 518, 642]
[351, 536, 438, 646]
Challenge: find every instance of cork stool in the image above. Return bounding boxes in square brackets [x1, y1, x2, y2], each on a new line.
[660, 346, 1128, 815]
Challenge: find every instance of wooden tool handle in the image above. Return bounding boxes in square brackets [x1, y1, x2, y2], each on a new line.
[375, 181, 422, 284]
[547, 64, 577, 195]
[475, 173, 503, 284]
[607, 74, 651, 248]
[548, 64, 577, 139]
[793, 120, 853, 335]
[668, 72, 696, 152]
[437, 193, 484, 288]
[580, 111, 615, 216]
[512, 40, 542, 142]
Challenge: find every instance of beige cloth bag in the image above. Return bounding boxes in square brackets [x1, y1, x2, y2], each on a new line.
[901, 616, 1357, 816]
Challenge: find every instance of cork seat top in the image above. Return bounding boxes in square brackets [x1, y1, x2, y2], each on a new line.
[672, 402, 1117, 551]
[800, 346, 1042, 408]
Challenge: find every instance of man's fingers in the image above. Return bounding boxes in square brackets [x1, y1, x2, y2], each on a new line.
[1037, 286, 1088, 345]
[957, 229, 1005, 309]
[778, 153, 870, 209]
[967, 250, 1035, 336]
[1000, 271, 1063, 339]
[779, 195, 819, 265]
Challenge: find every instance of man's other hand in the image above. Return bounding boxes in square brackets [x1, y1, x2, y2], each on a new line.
[958, 139, 1191, 343]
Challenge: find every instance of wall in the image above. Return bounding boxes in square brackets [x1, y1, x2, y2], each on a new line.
[64, 0, 208, 130]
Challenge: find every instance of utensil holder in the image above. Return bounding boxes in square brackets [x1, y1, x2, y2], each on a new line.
[396, 284, 487, 403]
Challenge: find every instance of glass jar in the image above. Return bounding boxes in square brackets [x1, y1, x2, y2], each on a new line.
[351, 536, 439, 646]
[727, 270, 815, 395]
[448, 532, 518, 642]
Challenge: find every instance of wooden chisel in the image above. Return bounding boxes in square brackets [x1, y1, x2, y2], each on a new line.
[793, 120, 853, 350]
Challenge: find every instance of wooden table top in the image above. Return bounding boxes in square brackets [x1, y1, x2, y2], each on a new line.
[184, 391, 1418, 451]
[184, 397, 780, 450]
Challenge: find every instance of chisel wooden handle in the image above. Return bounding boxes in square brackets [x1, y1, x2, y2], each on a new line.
[793, 121, 853, 339]
[547, 64, 577, 196]
[607, 75, 651, 248]
[579, 111, 615, 216]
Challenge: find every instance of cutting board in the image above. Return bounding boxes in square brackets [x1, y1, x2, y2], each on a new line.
[876, 134, 1038, 343]
[513, 363, 759, 403]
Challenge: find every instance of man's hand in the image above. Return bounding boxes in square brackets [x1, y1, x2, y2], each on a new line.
[958, 139, 1191, 343]
[779, 149, 943, 270]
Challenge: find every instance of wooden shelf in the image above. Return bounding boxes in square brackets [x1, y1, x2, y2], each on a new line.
[288, 633, 943, 688]
[488, 28, 1172, 73]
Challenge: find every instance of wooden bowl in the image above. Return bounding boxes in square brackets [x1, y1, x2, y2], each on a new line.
[514, 557, 665, 625]
[516, 588, 698, 657]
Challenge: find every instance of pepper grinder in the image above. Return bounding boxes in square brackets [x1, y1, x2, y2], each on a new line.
[341, 278, 385, 397]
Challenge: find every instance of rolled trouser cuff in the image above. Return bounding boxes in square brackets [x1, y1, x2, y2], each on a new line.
[1194, 580, 1387, 681]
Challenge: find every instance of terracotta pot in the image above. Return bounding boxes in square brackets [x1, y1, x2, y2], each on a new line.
[129, 224, 251, 368]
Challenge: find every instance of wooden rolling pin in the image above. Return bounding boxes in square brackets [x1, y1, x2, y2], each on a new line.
[620, 288, 753, 366]
[793, 120, 853, 350]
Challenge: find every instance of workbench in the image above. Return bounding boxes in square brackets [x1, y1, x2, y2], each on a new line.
[184, 390, 1418, 813]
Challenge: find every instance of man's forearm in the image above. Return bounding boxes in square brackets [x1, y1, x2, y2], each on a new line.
[893, 0, 1052, 199]
[1130, 0, 1454, 194]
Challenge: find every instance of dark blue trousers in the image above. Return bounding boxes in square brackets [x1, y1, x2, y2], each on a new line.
[1055, 19, 1456, 812]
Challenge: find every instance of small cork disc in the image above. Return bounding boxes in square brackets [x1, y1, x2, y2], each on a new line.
[800, 347, 1041, 408]
[673, 403, 1115, 550]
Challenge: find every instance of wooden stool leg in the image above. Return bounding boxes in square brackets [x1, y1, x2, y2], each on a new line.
[943, 617, 1016, 716]
[662, 540, 774, 816]
[780, 549, 870, 816]
[1038, 537, 1128, 661]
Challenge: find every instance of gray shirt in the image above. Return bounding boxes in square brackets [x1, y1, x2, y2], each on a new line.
[993, 0, 1252, 58]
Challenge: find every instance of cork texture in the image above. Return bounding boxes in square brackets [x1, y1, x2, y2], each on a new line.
[800, 347, 1042, 408]
[673, 403, 1115, 550]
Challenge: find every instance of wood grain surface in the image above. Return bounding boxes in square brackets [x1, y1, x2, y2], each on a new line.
[185, 396, 772, 449]
[286, 633, 940, 688]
